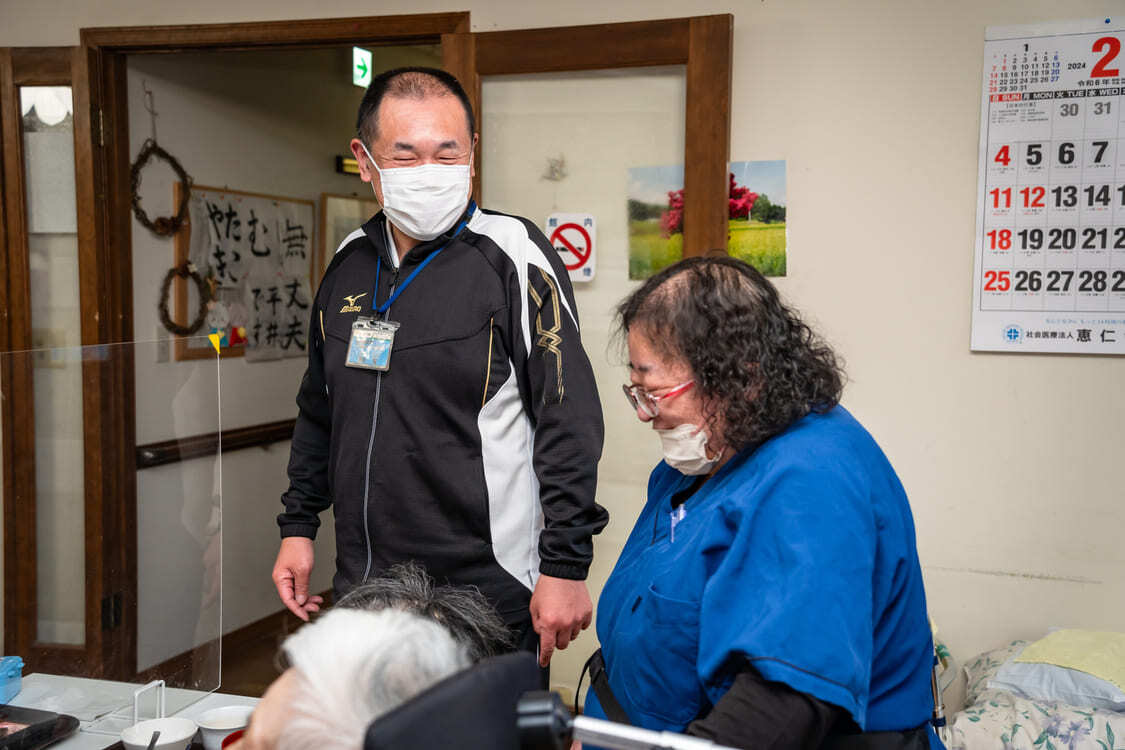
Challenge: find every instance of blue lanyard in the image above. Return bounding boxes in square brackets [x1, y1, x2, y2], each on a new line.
[373, 201, 475, 315]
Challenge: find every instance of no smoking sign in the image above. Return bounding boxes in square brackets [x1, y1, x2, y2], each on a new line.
[545, 213, 596, 282]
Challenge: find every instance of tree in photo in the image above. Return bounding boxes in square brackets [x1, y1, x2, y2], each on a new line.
[661, 173, 758, 238]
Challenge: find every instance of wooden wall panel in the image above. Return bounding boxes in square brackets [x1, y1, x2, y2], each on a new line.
[475, 18, 690, 75]
[81, 13, 470, 52]
[683, 15, 734, 258]
[442, 32, 480, 201]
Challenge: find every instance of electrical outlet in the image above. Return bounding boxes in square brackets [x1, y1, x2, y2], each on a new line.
[155, 325, 170, 363]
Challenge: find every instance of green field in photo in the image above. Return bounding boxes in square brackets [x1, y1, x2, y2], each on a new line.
[728, 219, 787, 277]
[628, 219, 682, 280]
[628, 218, 787, 279]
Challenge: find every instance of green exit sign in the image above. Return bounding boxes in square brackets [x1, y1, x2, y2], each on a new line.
[353, 47, 372, 88]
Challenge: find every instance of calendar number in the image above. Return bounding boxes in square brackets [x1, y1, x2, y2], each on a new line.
[1114, 270, 1125, 292]
[1052, 185, 1078, 207]
[1058, 142, 1076, 164]
[1091, 140, 1109, 163]
[984, 270, 1011, 291]
[994, 145, 1011, 166]
[1020, 186, 1045, 208]
[1046, 270, 1074, 292]
[1048, 227, 1077, 250]
[1014, 270, 1042, 291]
[1026, 143, 1043, 165]
[1060, 103, 1080, 116]
[1018, 229, 1043, 249]
[1081, 227, 1108, 249]
[1091, 36, 1122, 78]
[987, 229, 1012, 250]
[1085, 184, 1111, 206]
[1094, 101, 1113, 115]
[989, 187, 1012, 208]
[1078, 270, 1108, 292]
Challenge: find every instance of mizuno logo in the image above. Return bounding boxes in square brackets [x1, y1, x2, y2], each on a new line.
[340, 293, 367, 313]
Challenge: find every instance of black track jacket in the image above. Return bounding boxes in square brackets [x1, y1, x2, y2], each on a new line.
[278, 204, 608, 621]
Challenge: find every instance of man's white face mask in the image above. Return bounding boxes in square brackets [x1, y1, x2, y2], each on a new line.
[655, 423, 720, 476]
[360, 141, 471, 242]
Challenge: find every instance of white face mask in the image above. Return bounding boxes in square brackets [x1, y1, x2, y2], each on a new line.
[360, 142, 471, 242]
[655, 423, 720, 476]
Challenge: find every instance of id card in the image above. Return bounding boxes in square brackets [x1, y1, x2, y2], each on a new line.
[346, 317, 399, 371]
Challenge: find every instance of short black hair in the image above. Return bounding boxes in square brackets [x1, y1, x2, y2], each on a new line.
[355, 66, 475, 146]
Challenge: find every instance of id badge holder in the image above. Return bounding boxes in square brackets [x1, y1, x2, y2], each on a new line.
[346, 317, 400, 371]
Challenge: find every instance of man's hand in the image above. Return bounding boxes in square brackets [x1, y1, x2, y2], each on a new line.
[529, 575, 593, 667]
[272, 537, 323, 621]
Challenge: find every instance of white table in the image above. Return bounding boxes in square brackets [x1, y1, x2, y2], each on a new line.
[9, 674, 258, 750]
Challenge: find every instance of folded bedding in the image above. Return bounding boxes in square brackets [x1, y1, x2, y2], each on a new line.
[950, 636, 1125, 750]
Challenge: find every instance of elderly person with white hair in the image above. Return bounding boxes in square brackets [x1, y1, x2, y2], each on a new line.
[232, 564, 511, 750]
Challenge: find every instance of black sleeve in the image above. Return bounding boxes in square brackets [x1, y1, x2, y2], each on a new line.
[277, 289, 333, 539]
[520, 226, 608, 580]
[685, 667, 849, 750]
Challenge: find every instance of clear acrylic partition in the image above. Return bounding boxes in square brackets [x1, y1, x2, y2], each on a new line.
[0, 338, 223, 731]
[480, 67, 686, 701]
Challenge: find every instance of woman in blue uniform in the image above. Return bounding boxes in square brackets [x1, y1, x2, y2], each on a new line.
[583, 257, 942, 750]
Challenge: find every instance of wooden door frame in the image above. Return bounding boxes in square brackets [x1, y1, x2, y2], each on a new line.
[67, 9, 730, 679]
[77, 12, 469, 680]
[444, 15, 734, 257]
[0, 45, 110, 675]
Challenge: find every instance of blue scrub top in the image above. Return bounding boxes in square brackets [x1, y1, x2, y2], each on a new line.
[584, 406, 941, 747]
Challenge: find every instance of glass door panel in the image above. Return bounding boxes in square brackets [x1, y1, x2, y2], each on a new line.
[20, 85, 86, 646]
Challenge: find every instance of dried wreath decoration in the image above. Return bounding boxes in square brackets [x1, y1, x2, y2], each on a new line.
[158, 261, 210, 336]
[131, 138, 193, 236]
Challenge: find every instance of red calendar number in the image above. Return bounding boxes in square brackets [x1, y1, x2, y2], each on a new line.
[994, 145, 1012, 166]
[987, 229, 1012, 250]
[989, 187, 1012, 208]
[1091, 36, 1121, 78]
[984, 270, 1011, 292]
[1020, 186, 1045, 208]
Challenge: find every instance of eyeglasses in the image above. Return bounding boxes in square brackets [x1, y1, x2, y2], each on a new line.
[622, 381, 694, 419]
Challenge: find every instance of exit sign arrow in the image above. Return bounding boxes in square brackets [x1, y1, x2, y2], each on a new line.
[353, 47, 373, 88]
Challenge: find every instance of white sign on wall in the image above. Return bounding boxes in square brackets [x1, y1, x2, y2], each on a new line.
[353, 47, 373, 88]
[545, 212, 596, 283]
[972, 17, 1125, 354]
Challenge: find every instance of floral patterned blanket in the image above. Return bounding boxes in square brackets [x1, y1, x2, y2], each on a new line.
[949, 641, 1125, 750]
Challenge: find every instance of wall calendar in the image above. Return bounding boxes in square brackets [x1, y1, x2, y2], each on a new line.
[973, 17, 1125, 354]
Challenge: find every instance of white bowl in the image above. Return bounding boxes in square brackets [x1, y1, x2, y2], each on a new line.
[197, 706, 254, 750]
[121, 717, 198, 750]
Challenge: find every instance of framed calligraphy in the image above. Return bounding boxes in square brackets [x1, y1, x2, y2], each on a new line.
[173, 183, 315, 361]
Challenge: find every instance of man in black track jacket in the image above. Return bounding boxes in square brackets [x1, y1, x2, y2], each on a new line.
[272, 66, 608, 667]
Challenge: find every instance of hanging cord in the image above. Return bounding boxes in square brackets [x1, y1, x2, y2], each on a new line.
[130, 83, 193, 236]
[159, 261, 211, 336]
[143, 80, 158, 142]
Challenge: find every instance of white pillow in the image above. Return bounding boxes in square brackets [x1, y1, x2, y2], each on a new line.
[988, 643, 1125, 712]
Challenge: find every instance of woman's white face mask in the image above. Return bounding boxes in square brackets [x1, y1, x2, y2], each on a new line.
[655, 423, 720, 476]
[360, 141, 471, 241]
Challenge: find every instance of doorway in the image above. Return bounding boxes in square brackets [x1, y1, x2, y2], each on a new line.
[2, 12, 732, 697]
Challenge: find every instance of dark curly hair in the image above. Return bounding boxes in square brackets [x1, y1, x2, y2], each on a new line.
[617, 256, 844, 454]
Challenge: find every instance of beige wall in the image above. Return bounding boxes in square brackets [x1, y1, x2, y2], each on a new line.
[3, 0, 1124, 690]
